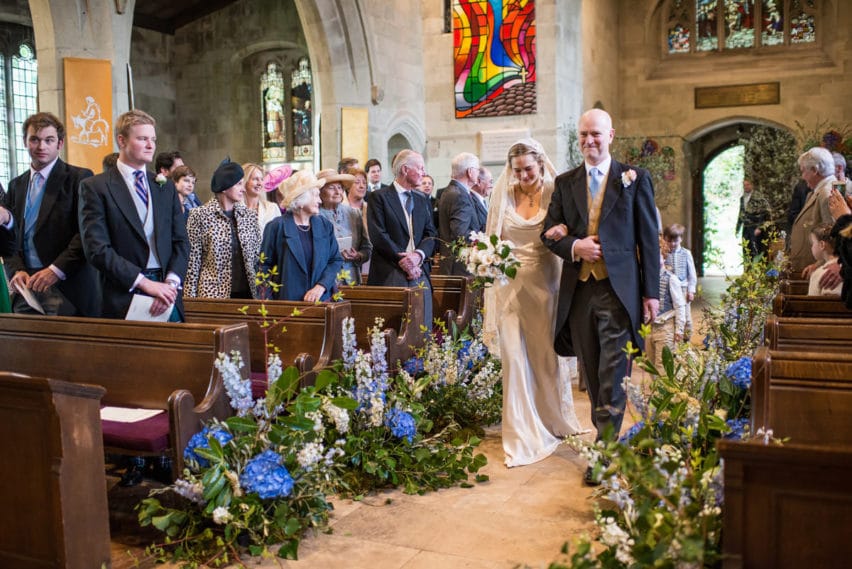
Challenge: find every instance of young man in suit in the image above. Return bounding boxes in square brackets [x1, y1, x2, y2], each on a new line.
[542, 109, 660, 483]
[2, 112, 99, 316]
[366, 149, 437, 325]
[437, 152, 482, 275]
[79, 109, 188, 320]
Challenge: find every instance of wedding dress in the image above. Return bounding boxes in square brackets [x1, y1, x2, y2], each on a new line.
[483, 140, 583, 467]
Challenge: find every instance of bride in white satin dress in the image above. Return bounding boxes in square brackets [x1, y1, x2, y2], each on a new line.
[483, 139, 583, 467]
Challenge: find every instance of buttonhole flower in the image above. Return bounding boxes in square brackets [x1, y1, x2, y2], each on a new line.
[621, 169, 637, 188]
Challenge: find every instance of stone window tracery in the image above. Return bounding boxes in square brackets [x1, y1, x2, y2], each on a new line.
[0, 23, 37, 189]
[260, 57, 313, 165]
[665, 0, 817, 55]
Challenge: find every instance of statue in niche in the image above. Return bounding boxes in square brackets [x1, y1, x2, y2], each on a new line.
[261, 63, 286, 147]
[291, 57, 313, 158]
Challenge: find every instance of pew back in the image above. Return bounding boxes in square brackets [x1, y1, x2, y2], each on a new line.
[779, 279, 809, 296]
[340, 285, 427, 366]
[185, 298, 350, 380]
[772, 293, 852, 318]
[431, 274, 480, 331]
[752, 347, 852, 446]
[718, 439, 852, 569]
[0, 373, 111, 569]
[764, 315, 852, 352]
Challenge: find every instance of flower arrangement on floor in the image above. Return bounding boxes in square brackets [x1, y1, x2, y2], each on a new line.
[329, 317, 489, 496]
[401, 318, 503, 436]
[137, 352, 354, 565]
[548, 252, 782, 568]
[452, 231, 520, 288]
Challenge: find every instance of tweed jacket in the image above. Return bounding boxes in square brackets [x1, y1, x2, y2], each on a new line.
[185, 199, 262, 299]
[788, 175, 835, 272]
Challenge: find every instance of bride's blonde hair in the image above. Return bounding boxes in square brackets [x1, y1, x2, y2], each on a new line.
[507, 141, 546, 176]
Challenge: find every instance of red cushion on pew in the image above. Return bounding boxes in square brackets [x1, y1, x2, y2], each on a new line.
[101, 411, 170, 453]
[250, 370, 268, 400]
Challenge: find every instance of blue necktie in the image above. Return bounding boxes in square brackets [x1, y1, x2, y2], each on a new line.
[589, 167, 602, 200]
[404, 191, 414, 216]
[134, 170, 149, 208]
[24, 171, 44, 232]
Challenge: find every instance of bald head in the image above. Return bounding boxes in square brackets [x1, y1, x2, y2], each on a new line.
[578, 109, 615, 166]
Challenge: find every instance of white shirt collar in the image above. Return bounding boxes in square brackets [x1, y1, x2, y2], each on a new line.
[585, 156, 612, 177]
[30, 156, 59, 182]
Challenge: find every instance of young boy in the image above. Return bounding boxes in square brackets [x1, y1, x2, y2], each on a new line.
[649, 241, 687, 370]
[663, 223, 697, 341]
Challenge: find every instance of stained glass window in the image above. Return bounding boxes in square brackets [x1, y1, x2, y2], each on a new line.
[453, 0, 536, 119]
[290, 57, 313, 161]
[667, 0, 818, 54]
[260, 62, 286, 163]
[0, 24, 37, 190]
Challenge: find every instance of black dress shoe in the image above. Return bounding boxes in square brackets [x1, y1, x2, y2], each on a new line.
[583, 466, 601, 487]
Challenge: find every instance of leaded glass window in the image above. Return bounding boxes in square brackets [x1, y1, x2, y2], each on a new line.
[666, 0, 818, 54]
[259, 56, 314, 165]
[0, 24, 36, 189]
[290, 57, 313, 161]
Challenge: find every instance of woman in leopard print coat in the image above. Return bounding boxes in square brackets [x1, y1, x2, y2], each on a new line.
[185, 161, 262, 299]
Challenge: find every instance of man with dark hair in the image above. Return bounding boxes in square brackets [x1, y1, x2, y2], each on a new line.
[365, 158, 390, 202]
[2, 112, 99, 316]
[337, 157, 359, 174]
[79, 110, 188, 321]
[102, 152, 119, 172]
[156, 150, 201, 209]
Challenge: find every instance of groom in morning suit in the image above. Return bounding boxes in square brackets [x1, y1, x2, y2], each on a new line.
[79, 109, 188, 320]
[542, 109, 660, 469]
[366, 149, 437, 325]
[2, 112, 99, 316]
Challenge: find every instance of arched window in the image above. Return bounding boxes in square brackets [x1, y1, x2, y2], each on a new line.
[260, 57, 313, 166]
[666, 0, 817, 55]
[0, 23, 37, 189]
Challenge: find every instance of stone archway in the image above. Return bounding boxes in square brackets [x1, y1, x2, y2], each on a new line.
[683, 117, 792, 275]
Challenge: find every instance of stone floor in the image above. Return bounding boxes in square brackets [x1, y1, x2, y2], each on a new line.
[110, 277, 729, 568]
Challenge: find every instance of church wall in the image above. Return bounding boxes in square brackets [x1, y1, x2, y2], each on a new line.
[580, 0, 620, 118]
[131, 28, 177, 157]
[420, 0, 584, 188]
[616, 0, 852, 231]
[0, 0, 30, 27]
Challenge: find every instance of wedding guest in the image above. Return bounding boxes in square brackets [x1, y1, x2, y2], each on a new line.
[263, 164, 294, 213]
[0, 205, 13, 256]
[344, 167, 369, 211]
[420, 174, 438, 229]
[157, 150, 201, 210]
[338, 157, 359, 174]
[829, 189, 852, 307]
[260, 170, 342, 302]
[791, 147, 836, 274]
[242, 162, 281, 234]
[438, 152, 482, 275]
[185, 160, 261, 300]
[649, 243, 687, 369]
[171, 165, 197, 221]
[807, 223, 842, 296]
[317, 168, 371, 285]
[663, 223, 697, 340]
[102, 152, 119, 172]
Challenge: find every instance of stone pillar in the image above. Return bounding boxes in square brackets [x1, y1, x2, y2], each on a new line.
[29, 0, 135, 124]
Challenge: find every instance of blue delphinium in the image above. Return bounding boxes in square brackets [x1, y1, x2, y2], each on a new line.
[766, 268, 779, 278]
[384, 407, 417, 443]
[725, 356, 752, 390]
[402, 356, 424, 376]
[618, 421, 646, 444]
[184, 426, 234, 467]
[724, 417, 750, 440]
[240, 450, 294, 499]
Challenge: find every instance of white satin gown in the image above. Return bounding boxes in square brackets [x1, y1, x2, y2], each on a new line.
[495, 186, 582, 467]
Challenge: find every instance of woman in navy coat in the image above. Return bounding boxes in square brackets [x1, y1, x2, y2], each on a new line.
[259, 170, 343, 302]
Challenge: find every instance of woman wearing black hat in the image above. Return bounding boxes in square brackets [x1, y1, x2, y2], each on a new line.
[185, 160, 262, 299]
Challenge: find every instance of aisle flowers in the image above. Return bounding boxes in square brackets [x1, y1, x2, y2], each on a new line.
[452, 231, 520, 288]
[548, 250, 782, 568]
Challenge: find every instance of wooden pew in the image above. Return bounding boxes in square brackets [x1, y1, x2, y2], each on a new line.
[185, 298, 350, 386]
[431, 274, 481, 331]
[0, 372, 111, 569]
[751, 347, 852, 447]
[0, 314, 250, 479]
[718, 439, 852, 569]
[764, 315, 852, 353]
[340, 285, 427, 366]
[772, 293, 852, 318]
[780, 278, 809, 295]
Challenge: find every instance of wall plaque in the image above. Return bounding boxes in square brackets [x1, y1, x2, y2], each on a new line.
[694, 82, 780, 109]
[478, 129, 531, 163]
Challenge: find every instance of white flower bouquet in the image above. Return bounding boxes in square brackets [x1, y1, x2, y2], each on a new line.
[453, 231, 520, 289]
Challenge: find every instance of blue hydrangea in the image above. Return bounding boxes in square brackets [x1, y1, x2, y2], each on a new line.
[184, 426, 233, 467]
[724, 418, 750, 440]
[240, 450, 294, 499]
[766, 268, 779, 278]
[402, 357, 424, 375]
[384, 407, 417, 443]
[725, 357, 752, 390]
[618, 421, 646, 443]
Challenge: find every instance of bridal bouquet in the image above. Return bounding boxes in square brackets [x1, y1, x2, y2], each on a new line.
[453, 231, 520, 288]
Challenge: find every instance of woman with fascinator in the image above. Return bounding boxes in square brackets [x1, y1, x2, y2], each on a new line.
[259, 170, 343, 302]
[483, 140, 583, 467]
[243, 162, 283, 234]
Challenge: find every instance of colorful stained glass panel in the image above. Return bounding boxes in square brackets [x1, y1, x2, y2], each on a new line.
[761, 0, 784, 45]
[453, 0, 536, 119]
[696, 0, 719, 51]
[724, 1, 755, 49]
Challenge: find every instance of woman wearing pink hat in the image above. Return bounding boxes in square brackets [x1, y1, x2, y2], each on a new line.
[242, 162, 282, 234]
[259, 170, 343, 302]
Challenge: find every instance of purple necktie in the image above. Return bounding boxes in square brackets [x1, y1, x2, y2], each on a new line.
[134, 170, 149, 208]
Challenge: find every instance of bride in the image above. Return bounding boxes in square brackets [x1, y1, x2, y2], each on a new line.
[484, 139, 583, 467]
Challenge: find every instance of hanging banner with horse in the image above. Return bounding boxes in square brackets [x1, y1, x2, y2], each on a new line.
[64, 58, 113, 172]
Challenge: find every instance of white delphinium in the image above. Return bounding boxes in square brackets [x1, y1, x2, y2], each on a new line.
[306, 410, 325, 434]
[266, 352, 283, 383]
[466, 359, 500, 400]
[297, 441, 325, 471]
[369, 318, 389, 388]
[212, 506, 232, 525]
[173, 478, 205, 504]
[323, 445, 345, 466]
[341, 317, 357, 370]
[322, 399, 350, 434]
[622, 376, 649, 417]
[423, 335, 458, 385]
[215, 350, 253, 416]
[603, 474, 638, 523]
[598, 515, 636, 565]
[353, 351, 384, 427]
